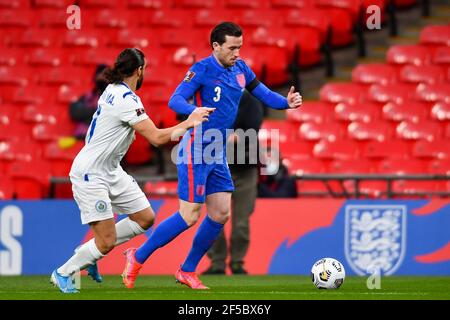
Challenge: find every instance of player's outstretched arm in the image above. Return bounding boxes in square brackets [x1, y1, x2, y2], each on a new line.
[132, 107, 214, 147]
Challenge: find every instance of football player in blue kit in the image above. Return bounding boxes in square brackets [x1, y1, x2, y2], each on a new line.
[122, 22, 302, 289]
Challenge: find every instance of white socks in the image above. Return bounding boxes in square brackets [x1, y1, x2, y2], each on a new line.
[57, 238, 104, 276]
[57, 218, 146, 276]
[115, 218, 146, 245]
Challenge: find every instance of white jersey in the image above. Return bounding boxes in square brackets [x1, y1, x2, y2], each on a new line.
[70, 82, 149, 178]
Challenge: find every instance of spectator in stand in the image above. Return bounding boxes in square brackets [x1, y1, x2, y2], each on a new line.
[69, 64, 108, 140]
[258, 147, 298, 198]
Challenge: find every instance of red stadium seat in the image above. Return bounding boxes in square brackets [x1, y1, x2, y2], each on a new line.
[77, 0, 119, 8]
[431, 102, 450, 121]
[22, 105, 59, 124]
[282, 157, 328, 194]
[419, 25, 450, 47]
[433, 46, 450, 66]
[329, 159, 373, 173]
[33, 0, 72, 8]
[334, 102, 380, 123]
[44, 140, 83, 175]
[280, 142, 313, 160]
[0, 104, 22, 125]
[143, 9, 190, 29]
[27, 48, 69, 67]
[173, 0, 216, 8]
[347, 121, 394, 142]
[110, 28, 154, 49]
[399, 65, 446, 85]
[144, 181, 178, 197]
[224, 0, 261, 8]
[14, 29, 58, 48]
[0, 0, 29, 9]
[0, 10, 33, 28]
[319, 83, 367, 104]
[284, 8, 331, 42]
[316, 0, 363, 22]
[368, 83, 416, 104]
[377, 158, 435, 195]
[0, 48, 23, 66]
[428, 159, 450, 174]
[0, 176, 14, 200]
[237, 10, 275, 29]
[44, 140, 83, 198]
[71, 48, 117, 67]
[352, 64, 398, 86]
[396, 120, 442, 141]
[37, 9, 69, 28]
[270, 0, 311, 8]
[169, 45, 212, 69]
[93, 9, 130, 29]
[260, 120, 298, 149]
[386, 45, 432, 67]
[32, 123, 74, 142]
[0, 123, 32, 141]
[57, 84, 88, 104]
[363, 140, 411, 159]
[0, 66, 31, 88]
[193, 9, 233, 32]
[63, 29, 104, 48]
[313, 139, 360, 160]
[299, 122, 345, 141]
[0, 140, 41, 162]
[412, 140, 450, 160]
[382, 101, 428, 123]
[12, 86, 53, 105]
[38, 66, 89, 86]
[315, 0, 359, 46]
[127, 0, 165, 9]
[283, 157, 325, 174]
[286, 101, 333, 123]
[125, 133, 153, 165]
[378, 158, 426, 173]
[416, 83, 450, 103]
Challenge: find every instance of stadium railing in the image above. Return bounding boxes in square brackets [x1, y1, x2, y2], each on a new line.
[293, 173, 450, 198]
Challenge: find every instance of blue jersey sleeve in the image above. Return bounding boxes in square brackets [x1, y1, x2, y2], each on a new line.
[168, 63, 204, 115]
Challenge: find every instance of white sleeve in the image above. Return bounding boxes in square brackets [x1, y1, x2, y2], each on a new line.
[118, 94, 149, 126]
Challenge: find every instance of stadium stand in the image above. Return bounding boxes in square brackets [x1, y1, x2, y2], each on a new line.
[0, 0, 448, 199]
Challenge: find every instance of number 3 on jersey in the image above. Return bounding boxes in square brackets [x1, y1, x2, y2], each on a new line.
[213, 86, 221, 102]
[87, 106, 102, 143]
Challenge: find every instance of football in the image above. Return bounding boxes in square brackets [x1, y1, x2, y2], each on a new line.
[311, 258, 345, 289]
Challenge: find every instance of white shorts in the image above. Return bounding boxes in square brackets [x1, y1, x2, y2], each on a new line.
[71, 170, 151, 225]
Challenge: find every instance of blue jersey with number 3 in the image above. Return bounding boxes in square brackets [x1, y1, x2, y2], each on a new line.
[170, 55, 256, 144]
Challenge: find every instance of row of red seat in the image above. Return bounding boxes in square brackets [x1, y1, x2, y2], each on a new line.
[266, 23, 450, 196]
[0, 0, 418, 10]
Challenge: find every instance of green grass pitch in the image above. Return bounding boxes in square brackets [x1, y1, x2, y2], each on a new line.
[0, 275, 449, 300]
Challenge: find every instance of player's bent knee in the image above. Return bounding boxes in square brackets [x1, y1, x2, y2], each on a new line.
[179, 208, 202, 226]
[210, 210, 230, 224]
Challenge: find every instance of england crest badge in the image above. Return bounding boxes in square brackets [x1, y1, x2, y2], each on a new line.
[344, 204, 407, 276]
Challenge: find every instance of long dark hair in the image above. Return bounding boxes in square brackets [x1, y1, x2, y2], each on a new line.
[103, 48, 145, 84]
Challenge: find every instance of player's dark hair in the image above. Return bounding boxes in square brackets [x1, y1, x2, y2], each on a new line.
[210, 22, 242, 49]
[102, 48, 145, 84]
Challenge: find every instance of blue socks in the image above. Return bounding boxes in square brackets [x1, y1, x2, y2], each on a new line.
[135, 211, 188, 264]
[181, 215, 224, 272]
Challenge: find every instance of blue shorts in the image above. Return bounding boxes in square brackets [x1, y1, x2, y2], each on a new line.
[177, 162, 234, 203]
[176, 131, 234, 203]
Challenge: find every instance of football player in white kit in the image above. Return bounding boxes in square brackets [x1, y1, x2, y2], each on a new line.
[50, 48, 214, 293]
